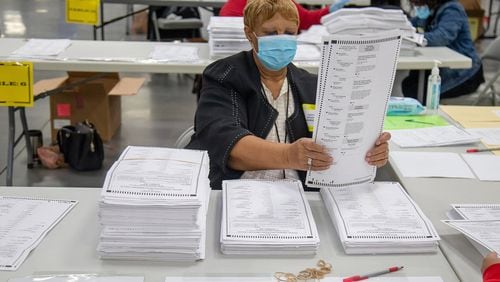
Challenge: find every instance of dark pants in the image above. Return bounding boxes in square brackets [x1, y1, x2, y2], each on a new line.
[402, 65, 485, 104]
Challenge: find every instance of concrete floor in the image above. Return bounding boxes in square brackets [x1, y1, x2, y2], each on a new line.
[0, 0, 498, 188]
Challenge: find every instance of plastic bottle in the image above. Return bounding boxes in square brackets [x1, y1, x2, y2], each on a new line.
[426, 60, 441, 115]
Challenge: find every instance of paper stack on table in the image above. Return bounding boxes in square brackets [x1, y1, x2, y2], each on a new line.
[10, 38, 71, 58]
[444, 204, 500, 256]
[388, 125, 480, 148]
[208, 17, 250, 58]
[98, 146, 211, 261]
[321, 182, 440, 254]
[320, 7, 423, 48]
[220, 179, 320, 255]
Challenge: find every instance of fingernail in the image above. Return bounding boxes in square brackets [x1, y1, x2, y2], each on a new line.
[367, 152, 371, 157]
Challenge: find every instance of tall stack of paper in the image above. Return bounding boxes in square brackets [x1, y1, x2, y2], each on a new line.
[98, 146, 211, 261]
[221, 179, 320, 255]
[208, 17, 250, 58]
[444, 204, 500, 256]
[321, 182, 440, 254]
[320, 8, 423, 49]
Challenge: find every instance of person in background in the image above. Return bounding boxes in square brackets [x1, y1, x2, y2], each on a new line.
[188, 0, 391, 190]
[483, 252, 500, 282]
[402, 0, 484, 102]
[219, 0, 350, 30]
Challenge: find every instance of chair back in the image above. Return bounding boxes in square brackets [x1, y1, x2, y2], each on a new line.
[174, 126, 195, 149]
[481, 37, 500, 61]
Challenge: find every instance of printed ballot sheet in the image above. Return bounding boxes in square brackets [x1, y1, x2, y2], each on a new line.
[307, 31, 401, 188]
[451, 204, 500, 220]
[221, 179, 319, 255]
[443, 220, 500, 254]
[11, 39, 71, 57]
[0, 197, 77, 271]
[321, 182, 439, 254]
[102, 146, 209, 199]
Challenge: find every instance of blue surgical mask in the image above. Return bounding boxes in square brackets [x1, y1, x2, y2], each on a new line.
[415, 5, 431, 20]
[255, 34, 297, 71]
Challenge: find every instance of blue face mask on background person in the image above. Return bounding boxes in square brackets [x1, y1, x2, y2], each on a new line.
[415, 5, 431, 20]
[255, 34, 297, 71]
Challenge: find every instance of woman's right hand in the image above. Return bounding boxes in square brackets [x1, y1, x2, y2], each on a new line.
[285, 138, 333, 171]
[482, 252, 500, 273]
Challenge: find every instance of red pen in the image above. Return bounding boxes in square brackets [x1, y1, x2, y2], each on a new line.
[466, 147, 500, 153]
[343, 266, 404, 282]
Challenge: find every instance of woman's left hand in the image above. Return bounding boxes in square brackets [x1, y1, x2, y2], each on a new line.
[365, 132, 391, 167]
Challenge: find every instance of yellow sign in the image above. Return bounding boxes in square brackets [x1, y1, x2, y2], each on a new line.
[66, 0, 99, 25]
[0, 62, 34, 107]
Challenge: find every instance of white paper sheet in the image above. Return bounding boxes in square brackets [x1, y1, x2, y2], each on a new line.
[102, 146, 208, 199]
[389, 125, 479, 148]
[461, 154, 500, 181]
[451, 204, 500, 220]
[222, 180, 318, 241]
[443, 220, 500, 254]
[0, 197, 77, 271]
[323, 182, 439, 245]
[10, 39, 71, 57]
[389, 151, 475, 178]
[150, 45, 200, 62]
[466, 127, 500, 145]
[294, 44, 321, 61]
[306, 31, 402, 188]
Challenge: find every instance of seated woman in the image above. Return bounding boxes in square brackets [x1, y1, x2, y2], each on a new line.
[188, 0, 390, 190]
[220, 0, 349, 30]
[402, 0, 484, 101]
[483, 252, 500, 282]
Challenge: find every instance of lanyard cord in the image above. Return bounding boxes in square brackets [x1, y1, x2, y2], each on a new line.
[261, 82, 290, 179]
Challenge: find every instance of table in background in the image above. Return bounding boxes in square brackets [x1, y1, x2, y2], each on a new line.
[0, 187, 460, 282]
[388, 111, 500, 282]
[0, 38, 472, 186]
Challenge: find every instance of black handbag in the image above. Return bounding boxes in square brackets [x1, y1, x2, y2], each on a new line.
[57, 120, 104, 171]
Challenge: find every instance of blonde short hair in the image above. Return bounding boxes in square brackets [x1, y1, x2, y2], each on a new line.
[243, 0, 299, 31]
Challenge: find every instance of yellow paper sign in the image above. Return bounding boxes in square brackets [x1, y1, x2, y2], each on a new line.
[66, 0, 100, 25]
[0, 62, 34, 107]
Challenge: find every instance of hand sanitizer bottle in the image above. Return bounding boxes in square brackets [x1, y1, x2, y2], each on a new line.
[426, 60, 441, 115]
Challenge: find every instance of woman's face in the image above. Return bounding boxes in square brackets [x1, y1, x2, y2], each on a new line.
[246, 13, 298, 50]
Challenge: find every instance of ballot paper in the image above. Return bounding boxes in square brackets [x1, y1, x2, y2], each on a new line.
[389, 125, 479, 148]
[321, 182, 440, 254]
[461, 154, 500, 181]
[98, 146, 210, 261]
[306, 31, 401, 188]
[389, 151, 475, 179]
[465, 127, 500, 145]
[0, 197, 77, 271]
[450, 204, 500, 220]
[149, 45, 200, 62]
[221, 179, 319, 255]
[442, 220, 500, 254]
[9, 275, 143, 282]
[11, 39, 71, 57]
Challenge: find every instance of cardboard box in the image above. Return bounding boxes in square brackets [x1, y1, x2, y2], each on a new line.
[34, 72, 144, 142]
[465, 9, 485, 41]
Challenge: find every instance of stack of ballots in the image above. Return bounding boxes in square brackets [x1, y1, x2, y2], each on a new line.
[221, 179, 320, 255]
[320, 8, 424, 49]
[321, 182, 440, 254]
[208, 16, 250, 58]
[98, 146, 211, 261]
